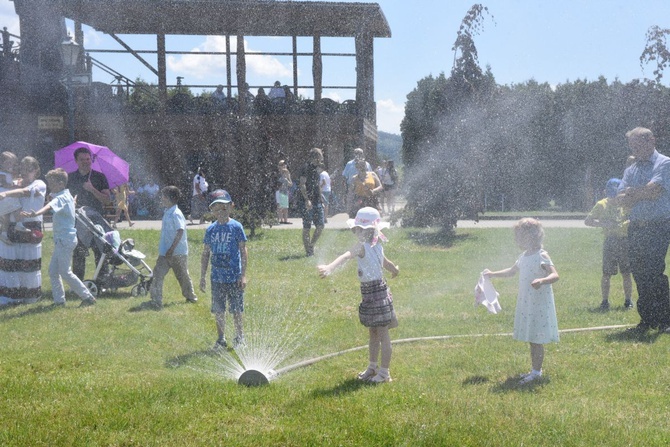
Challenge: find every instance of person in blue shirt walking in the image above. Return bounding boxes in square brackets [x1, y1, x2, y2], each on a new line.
[23, 168, 96, 306]
[199, 189, 248, 349]
[147, 186, 198, 309]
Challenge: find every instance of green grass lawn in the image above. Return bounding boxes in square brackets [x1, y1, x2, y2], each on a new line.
[1, 226, 669, 446]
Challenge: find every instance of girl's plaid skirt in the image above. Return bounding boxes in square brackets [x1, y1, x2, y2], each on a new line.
[359, 279, 397, 328]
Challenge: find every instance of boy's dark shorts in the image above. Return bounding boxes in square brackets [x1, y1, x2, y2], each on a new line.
[211, 281, 244, 314]
[300, 203, 324, 229]
[603, 236, 630, 276]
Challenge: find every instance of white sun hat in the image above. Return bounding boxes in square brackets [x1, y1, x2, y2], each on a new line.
[346, 207, 390, 230]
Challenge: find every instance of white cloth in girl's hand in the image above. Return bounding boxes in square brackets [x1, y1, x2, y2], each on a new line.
[474, 273, 501, 314]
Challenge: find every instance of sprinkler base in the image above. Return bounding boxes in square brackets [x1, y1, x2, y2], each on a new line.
[238, 369, 270, 386]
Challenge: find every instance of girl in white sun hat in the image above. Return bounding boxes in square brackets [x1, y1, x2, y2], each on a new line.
[318, 207, 400, 383]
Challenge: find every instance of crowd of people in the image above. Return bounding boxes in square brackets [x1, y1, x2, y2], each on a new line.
[2, 125, 670, 386]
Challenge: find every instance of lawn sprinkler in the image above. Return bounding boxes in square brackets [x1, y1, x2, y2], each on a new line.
[238, 369, 277, 386]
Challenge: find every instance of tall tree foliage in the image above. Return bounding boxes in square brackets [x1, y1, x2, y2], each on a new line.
[401, 10, 670, 225]
[641, 25, 670, 85]
[400, 4, 494, 230]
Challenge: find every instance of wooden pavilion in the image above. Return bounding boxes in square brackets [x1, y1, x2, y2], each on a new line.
[2, 0, 391, 215]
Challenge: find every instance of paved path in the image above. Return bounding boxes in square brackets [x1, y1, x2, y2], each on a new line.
[49, 195, 587, 231]
[63, 214, 587, 231]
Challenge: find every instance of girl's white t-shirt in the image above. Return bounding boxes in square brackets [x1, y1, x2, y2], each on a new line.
[320, 171, 331, 192]
[193, 175, 208, 197]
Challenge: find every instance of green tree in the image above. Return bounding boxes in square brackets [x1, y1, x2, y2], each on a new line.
[641, 25, 670, 85]
[127, 78, 160, 113]
[400, 4, 494, 230]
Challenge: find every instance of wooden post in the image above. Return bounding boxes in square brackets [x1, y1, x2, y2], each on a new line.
[74, 21, 84, 71]
[355, 33, 374, 120]
[355, 33, 375, 149]
[236, 35, 247, 114]
[157, 33, 167, 108]
[292, 36, 299, 97]
[312, 35, 322, 101]
[226, 36, 232, 98]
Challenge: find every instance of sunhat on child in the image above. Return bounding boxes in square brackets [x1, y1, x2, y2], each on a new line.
[347, 207, 390, 230]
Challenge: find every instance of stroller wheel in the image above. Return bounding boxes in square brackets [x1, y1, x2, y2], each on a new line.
[83, 280, 99, 297]
[131, 285, 148, 297]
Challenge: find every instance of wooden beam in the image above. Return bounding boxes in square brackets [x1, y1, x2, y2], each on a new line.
[109, 33, 158, 76]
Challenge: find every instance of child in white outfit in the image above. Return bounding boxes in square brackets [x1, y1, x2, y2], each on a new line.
[0, 151, 26, 242]
[318, 207, 399, 383]
[483, 217, 559, 384]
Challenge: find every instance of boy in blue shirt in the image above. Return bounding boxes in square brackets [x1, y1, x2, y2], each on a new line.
[23, 168, 96, 306]
[199, 189, 248, 349]
[148, 186, 198, 309]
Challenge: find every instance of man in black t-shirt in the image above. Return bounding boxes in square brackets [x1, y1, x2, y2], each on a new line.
[298, 148, 325, 257]
[67, 147, 111, 280]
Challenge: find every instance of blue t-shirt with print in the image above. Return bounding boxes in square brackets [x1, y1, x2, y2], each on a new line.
[203, 218, 247, 283]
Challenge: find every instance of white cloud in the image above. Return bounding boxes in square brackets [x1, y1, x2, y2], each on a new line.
[376, 98, 404, 135]
[246, 51, 292, 79]
[0, 2, 20, 35]
[323, 91, 343, 102]
[167, 36, 292, 82]
[83, 28, 104, 47]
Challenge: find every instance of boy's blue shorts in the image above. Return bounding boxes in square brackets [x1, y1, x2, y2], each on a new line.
[211, 281, 244, 314]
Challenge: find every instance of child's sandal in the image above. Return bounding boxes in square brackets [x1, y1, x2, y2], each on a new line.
[368, 373, 392, 383]
[357, 368, 377, 381]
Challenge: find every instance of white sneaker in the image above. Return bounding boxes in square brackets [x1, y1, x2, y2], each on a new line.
[519, 371, 542, 385]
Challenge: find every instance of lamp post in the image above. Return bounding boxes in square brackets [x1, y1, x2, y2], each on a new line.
[60, 35, 81, 143]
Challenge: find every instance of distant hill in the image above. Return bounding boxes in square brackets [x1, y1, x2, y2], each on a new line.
[377, 131, 402, 166]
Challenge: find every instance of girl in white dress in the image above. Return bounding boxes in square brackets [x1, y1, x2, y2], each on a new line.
[483, 218, 560, 384]
[318, 207, 400, 383]
[0, 157, 46, 305]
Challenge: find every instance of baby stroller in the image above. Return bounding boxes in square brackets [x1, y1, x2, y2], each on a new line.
[75, 206, 153, 297]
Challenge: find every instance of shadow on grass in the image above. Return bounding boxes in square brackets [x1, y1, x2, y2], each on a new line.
[311, 378, 370, 397]
[587, 305, 635, 314]
[462, 375, 490, 386]
[604, 327, 661, 344]
[95, 291, 134, 300]
[279, 254, 308, 261]
[127, 301, 182, 312]
[407, 230, 472, 248]
[0, 301, 62, 321]
[490, 375, 549, 393]
[165, 349, 221, 368]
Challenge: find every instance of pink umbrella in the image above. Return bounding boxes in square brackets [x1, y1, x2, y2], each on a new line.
[55, 141, 130, 189]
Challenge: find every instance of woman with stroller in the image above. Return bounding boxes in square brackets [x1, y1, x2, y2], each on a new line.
[0, 157, 46, 305]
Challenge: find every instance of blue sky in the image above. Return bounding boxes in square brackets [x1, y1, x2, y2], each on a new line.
[2, 0, 670, 134]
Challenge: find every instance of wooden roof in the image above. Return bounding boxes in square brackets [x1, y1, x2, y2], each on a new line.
[56, 0, 391, 38]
